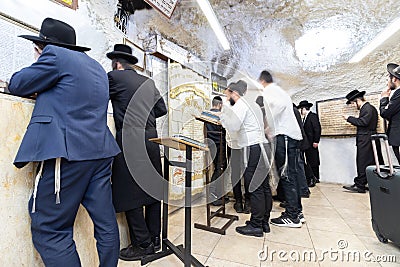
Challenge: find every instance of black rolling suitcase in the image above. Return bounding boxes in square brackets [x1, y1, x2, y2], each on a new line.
[366, 134, 400, 246]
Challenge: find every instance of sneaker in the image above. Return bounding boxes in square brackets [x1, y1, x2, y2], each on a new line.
[245, 220, 270, 233]
[343, 184, 366, 193]
[270, 214, 302, 228]
[298, 213, 306, 223]
[119, 243, 155, 261]
[234, 201, 244, 213]
[235, 224, 263, 237]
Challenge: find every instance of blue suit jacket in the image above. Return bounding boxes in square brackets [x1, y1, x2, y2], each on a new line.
[9, 45, 120, 168]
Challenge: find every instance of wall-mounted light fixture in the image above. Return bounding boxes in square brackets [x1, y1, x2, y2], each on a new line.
[349, 17, 400, 63]
[195, 0, 230, 50]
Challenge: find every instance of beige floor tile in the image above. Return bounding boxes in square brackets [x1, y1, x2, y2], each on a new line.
[267, 224, 314, 248]
[343, 218, 376, 237]
[210, 234, 264, 266]
[147, 253, 208, 267]
[335, 207, 372, 220]
[358, 235, 400, 265]
[118, 260, 147, 267]
[172, 227, 221, 257]
[309, 229, 367, 251]
[302, 206, 341, 219]
[306, 216, 354, 234]
[301, 196, 332, 207]
[205, 257, 257, 267]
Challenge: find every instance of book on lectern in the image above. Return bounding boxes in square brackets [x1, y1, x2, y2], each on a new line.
[172, 134, 207, 148]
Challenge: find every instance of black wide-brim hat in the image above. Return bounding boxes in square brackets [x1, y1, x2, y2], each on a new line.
[387, 63, 400, 80]
[297, 100, 313, 109]
[228, 80, 247, 96]
[106, 44, 138, 65]
[19, 17, 90, 52]
[345, 89, 366, 104]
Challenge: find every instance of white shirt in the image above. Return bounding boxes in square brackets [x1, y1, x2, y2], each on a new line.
[262, 83, 302, 140]
[220, 97, 268, 148]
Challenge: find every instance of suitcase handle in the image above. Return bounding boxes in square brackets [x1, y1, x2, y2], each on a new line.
[371, 134, 394, 177]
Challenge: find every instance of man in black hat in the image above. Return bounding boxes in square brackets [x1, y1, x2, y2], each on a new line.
[107, 44, 167, 261]
[380, 63, 400, 164]
[342, 90, 383, 193]
[7, 18, 121, 266]
[220, 80, 272, 237]
[297, 100, 321, 186]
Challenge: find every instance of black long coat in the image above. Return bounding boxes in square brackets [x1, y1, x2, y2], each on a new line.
[109, 67, 167, 212]
[303, 111, 321, 166]
[347, 102, 383, 180]
[380, 89, 400, 146]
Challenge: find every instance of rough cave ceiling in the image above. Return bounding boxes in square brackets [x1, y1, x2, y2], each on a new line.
[131, 0, 400, 102]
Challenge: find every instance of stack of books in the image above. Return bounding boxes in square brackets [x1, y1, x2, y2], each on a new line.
[197, 111, 221, 125]
[172, 134, 207, 148]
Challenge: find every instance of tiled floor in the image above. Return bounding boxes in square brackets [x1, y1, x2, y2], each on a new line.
[118, 183, 400, 266]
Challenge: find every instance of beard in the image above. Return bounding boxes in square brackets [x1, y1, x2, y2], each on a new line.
[229, 98, 236, 106]
[112, 62, 118, 71]
[389, 80, 396, 90]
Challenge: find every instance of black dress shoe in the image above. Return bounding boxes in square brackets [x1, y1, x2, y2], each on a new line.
[236, 224, 263, 237]
[119, 243, 155, 261]
[301, 192, 310, 198]
[245, 220, 270, 233]
[234, 202, 244, 213]
[152, 236, 161, 251]
[343, 184, 366, 193]
[244, 199, 251, 214]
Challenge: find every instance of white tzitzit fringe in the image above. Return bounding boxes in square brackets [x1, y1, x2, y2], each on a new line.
[32, 158, 62, 213]
[32, 161, 44, 213]
[54, 158, 61, 204]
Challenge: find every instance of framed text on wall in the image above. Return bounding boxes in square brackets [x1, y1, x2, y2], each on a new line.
[53, 0, 78, 10]
[123, 38, 146, 71]
[316, 93, 386, 136]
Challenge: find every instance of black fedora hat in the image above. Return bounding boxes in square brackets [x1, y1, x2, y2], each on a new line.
[106, 44, 138, 65]
[297, 100, 313, 109]
[345, 89, 366, 104]
[387, 63, 400, 79]
[19, 18, 90, 52]
[228, 80, 247, 96]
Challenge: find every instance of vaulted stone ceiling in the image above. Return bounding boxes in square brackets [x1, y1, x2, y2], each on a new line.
[131, 0, 400, 102]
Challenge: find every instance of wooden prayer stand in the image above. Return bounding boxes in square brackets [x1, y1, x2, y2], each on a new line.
[193, 116, 239, 235]
[142, 137, 207, 267]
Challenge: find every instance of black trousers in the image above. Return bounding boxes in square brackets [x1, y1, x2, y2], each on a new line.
[230, 148, 249, 202]
[275, 135, 301, 220]
[125, 201, 161, 247]
[210, 143, 227, 199]
[355, 136, 383, 188]
[243, 144, 272, 228]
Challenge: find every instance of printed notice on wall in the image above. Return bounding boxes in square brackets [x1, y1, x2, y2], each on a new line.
[0, 14, 38, 86]
[144, 0, 178, 18]
[316, 93, 386, 136]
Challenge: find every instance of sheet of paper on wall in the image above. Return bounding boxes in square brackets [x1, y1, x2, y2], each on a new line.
[144, 0, 179, 19]
[0, 15, 37, 84]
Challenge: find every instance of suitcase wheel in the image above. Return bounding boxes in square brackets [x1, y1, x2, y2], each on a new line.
[375, 231, 388, 244]
[372, 219, 389, 244]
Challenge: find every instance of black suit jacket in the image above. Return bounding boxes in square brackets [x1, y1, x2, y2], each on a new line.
[303, 112, 321, 144]
[108, 67, 167, 212]
[348, 102, 379, 137]
[303, 111, 321, 166]
[380, 89, 400, 146]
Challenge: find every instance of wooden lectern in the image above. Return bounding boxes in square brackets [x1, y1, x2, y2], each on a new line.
[142, 137, 207, 267]
[194, 115, 239, 235]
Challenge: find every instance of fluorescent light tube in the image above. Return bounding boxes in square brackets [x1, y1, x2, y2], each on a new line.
[196, 0, 230, 50]
[349, 17, 400, 63]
